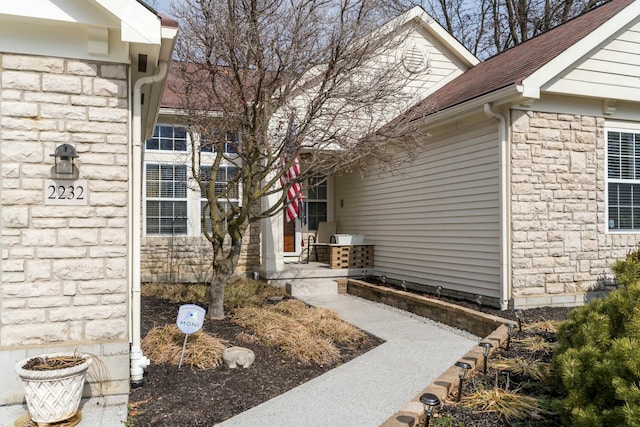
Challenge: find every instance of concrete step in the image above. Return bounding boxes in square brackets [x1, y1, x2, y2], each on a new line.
[285, 278, 338, 297]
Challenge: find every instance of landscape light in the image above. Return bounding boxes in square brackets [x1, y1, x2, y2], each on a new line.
[454, 361, 472, 402]
[515, 309, 524, 331]
[479, 342, 493, 374]
[419, 392, 440, 427]
[505, 323, 516, 350]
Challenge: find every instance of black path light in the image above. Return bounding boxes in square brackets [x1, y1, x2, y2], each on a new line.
[479, 342, 493, 374]
[505, 322, 516, 350]
[419, 392, 440, 427]
[515, 309, 525, 331]
[454, 361, 472, 402]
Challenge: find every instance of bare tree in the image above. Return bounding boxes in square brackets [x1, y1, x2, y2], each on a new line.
[170, 0, 426, 319]
[400, 0, 607, 59]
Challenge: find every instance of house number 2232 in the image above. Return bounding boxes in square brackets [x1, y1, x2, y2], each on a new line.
[44, 179, 88, 206]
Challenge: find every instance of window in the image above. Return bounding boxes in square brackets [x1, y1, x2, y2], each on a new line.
[306, 177, 327, 231]
[200, 131, 238, 154]
[199, 165, 240, 233]
[607, 129, 640, 230]
[146, 125, 187, 151]
[145, 164, 187, 234]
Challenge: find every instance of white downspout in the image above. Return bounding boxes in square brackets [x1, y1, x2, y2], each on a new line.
[484, 103, 511, 310]
[130, 61, 169, 386]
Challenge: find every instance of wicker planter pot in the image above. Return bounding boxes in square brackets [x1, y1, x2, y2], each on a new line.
[15, 353, 91, 425]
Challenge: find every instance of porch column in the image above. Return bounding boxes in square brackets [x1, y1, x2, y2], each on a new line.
[261, 191, 284, 275]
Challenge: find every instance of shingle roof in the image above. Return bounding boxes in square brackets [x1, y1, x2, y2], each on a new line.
[402, 0, 634, 123]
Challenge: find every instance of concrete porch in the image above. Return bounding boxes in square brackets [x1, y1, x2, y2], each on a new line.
[257, 261, 371, 297]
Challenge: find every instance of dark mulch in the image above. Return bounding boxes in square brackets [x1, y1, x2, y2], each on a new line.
[129, 289, 574, 426]
[128, 296, 384, 426]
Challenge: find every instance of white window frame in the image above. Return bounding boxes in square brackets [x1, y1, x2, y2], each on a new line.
[143, 122, 244, 237]
[199, 164, 242, 235]
[305, 177, 328, 232]
[605, 125, 640, 232]
[144, 163, 189, 236]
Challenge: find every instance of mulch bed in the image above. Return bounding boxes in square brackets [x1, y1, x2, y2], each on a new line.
[129, 291, 573, 426]
[128, 296, 384, 426]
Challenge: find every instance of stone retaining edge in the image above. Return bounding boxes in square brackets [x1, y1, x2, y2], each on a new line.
[339, 280, 513, 427]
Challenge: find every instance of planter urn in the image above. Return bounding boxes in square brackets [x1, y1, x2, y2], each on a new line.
[15, 353, 91, 425]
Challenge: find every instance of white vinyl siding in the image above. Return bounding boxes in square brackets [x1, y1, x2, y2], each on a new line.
[335, 119, 500, 298]
[546, 22, 640, 99]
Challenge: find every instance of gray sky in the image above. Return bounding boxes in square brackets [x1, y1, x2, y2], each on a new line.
[146, 0, 174, 15]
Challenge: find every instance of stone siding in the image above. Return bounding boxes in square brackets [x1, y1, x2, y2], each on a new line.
[141, 221, 261, 282]
[510, 110, 639, 308]
[0, 53, 130, 403]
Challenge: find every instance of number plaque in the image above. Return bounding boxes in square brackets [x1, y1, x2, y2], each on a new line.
[44, 179, 88, 205]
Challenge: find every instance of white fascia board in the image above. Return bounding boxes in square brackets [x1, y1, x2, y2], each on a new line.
[390, 6, 479, 68]
[521, 1, 640, 99]
[415, 11, 479, 67]
[410, 85, 525, 131]
[93, 0, 161, 45]
[0, 0, 115, 26]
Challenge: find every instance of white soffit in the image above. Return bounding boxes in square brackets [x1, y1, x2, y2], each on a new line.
[521, 1, 640, 99]
[93, 0, 161, 45]
[0, 0, 116, 27]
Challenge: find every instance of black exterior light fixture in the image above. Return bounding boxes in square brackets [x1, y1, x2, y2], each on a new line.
[505, 323, 516, 350]
[479, 342, 493, 374]
[454, 361, 472, 402]
[419, 392, 440, 427]
[51, 144, 78, 178]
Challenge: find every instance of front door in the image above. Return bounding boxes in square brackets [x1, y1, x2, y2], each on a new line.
[283, 214, 297, 253]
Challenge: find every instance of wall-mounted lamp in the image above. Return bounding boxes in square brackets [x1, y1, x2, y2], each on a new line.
[479, 342, 493, 374]
[419, 392, 440, 427]
[50, 144, 78, 178]
[454, 361, 472, 402]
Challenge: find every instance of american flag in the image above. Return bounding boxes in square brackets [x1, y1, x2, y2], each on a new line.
[280, 116, 303, 223]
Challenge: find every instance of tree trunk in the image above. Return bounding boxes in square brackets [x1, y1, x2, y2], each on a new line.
[208, 269, 229, 320]
[206, 236, 244, 320]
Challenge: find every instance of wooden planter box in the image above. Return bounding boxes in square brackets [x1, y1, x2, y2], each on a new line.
[330, 245, 374, 269]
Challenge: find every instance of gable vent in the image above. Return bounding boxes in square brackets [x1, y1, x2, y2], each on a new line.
[402, 44, 429, 74]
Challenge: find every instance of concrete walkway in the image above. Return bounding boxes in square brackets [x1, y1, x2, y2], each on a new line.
[215, 293, 478, 427]
[0, 292, 478, 427]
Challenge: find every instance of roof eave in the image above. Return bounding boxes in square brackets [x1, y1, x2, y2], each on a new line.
[411, 85, 529, 131]
[523, 0, 640, 96]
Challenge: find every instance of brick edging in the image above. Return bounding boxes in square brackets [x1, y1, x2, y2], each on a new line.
[341, 280, 512, 427]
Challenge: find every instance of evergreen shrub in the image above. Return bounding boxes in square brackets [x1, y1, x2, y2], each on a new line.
[553, 245, 640, 426]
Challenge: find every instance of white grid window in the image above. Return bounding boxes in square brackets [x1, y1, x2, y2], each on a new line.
[200, 165, 240, 233]
[306, 177, 327, 231]
[607, 129, 640, 230]
[145, 163, 188, 235]
[146, 124, 187, 151]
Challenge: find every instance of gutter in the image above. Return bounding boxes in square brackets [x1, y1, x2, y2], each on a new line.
[130, 61, 169, 386]
[484, 103, 511, 310]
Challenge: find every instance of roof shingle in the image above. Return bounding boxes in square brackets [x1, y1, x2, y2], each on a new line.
[404, 0, 634, 122]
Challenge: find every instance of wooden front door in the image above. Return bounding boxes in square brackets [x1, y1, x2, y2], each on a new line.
[283, 213, 296, 252]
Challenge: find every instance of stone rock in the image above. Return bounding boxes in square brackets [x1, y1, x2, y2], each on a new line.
[223, 346, 255, 369]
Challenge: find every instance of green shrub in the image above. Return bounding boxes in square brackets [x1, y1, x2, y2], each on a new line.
[553, 245, 640, 426]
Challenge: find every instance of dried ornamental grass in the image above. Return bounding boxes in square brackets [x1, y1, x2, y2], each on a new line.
[142, 325, 226, 370]
[141, 283, 208, 305]
[492, 357, 549, 381]
[524, 320, 559, 334]
[233, 305, 347, 365]
[514, 335, 556, 356]
[461, 387, 550, 422]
